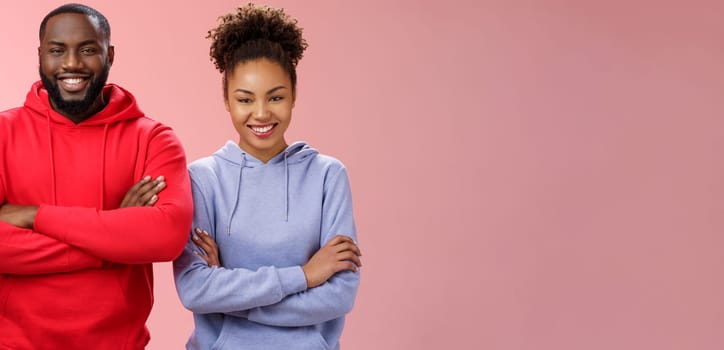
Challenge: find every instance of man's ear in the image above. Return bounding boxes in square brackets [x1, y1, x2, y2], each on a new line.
[108, 45, 115, 66]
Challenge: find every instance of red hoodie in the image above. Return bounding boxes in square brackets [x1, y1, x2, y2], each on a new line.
[0, 81, 193, 349]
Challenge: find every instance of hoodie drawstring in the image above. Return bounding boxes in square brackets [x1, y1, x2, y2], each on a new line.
[45, 112, 110, 209]
[284, 151, 289, 222]
[46, 112, 57, 205]
[99, 124, 109, 209]
[225, 150, 290, 234]
[227, 155, 245, 236]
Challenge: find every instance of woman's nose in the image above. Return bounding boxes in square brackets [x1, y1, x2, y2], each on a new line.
[254, 103, 270, 119]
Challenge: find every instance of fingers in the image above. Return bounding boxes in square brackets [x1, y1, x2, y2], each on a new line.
[325, 234, 355, 247]
[325, 235, 363, 269]
[302, 236, 362, 288]
[327, 235, 362, 257]
[338, 250, 362, 267]
[194, 251, 215, 266]
[120, 176, 150, 207]
[334, 260, 359, 273]
[333, 241, 362, 257]
[192, 228, 215, 252]
[192, 228, 220, 267]
[137, 176, 166, 206]
[120, 175, 166, 208]
[128, 175, 152, 194]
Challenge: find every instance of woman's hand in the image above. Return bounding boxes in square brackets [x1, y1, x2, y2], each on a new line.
[119, 175, 166, 208]
[302, 235, 362, 288]
[193, 228, 221, 267]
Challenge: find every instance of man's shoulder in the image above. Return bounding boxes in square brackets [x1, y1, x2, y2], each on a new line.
[120, 116, 181, 144]
[125, 115, 169, 131]
[0, 106, 32, 133]
[0, 106, 28, 120]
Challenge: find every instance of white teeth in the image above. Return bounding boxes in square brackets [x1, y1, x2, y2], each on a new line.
[62, 78, 83, 85]
[251, 125, 273, 133]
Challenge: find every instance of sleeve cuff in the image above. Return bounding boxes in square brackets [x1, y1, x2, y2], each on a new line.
[33, 204, 54, 238]
[277, 265, 308, 297]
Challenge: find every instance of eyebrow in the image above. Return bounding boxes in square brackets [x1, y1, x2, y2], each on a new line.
[46, 39, 99, 47]
[234, 86, 288, 95]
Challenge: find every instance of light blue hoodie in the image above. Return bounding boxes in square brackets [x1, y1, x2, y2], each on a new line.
[173, 141, 359, 350]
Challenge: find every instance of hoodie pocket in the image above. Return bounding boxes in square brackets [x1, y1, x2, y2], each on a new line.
[212, 320, 331, 350]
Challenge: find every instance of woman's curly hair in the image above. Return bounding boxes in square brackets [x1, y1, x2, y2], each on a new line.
[208, 3, 308, 95]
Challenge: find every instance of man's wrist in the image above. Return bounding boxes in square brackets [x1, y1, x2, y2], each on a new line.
[26, 206, 38, 229]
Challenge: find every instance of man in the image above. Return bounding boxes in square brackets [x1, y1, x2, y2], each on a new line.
[0, 4, 193, 349]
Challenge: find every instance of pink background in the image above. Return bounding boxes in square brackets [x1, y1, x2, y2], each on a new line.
[2, 1, 724, 349]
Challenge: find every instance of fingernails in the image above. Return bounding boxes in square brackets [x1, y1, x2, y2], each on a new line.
[156, 175, 165, 181]
[193, 233, 200, 240]
[142, 175, 151, 182]
[149, 195, 158, 204]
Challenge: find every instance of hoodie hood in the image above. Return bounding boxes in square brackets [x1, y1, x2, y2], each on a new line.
[22, 81, 145, 207]
[214, 140, 319, 167]
[213, 141, 319, 228]
[24, 80, 145, 126]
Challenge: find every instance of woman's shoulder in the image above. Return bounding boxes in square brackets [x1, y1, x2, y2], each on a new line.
[187, 153, 233, 185]
[188, 141, 241, 175]
[305, 151, 345, 168]
[188, 155, 219, 173]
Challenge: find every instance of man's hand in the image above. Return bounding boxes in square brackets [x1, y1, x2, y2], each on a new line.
[0, 176, 165, 230]
[0, 204, 38, 229]
[120, 176, 166, 208]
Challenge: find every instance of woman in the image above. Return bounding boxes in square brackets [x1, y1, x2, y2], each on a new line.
[173, 4, 361, 350]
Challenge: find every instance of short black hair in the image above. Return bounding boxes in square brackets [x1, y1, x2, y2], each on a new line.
[39, 3, 111, 41]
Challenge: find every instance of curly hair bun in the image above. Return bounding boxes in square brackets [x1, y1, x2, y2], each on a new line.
[208, 3, 308, 73]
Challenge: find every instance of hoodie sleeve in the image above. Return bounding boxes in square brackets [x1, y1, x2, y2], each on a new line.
[0, 179, 102, 274]
[32, 126, 193, 264]
[246, 165, 360, 327]
[174, 173, 308, 314]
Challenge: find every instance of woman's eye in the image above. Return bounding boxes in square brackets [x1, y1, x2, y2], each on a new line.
[270, 96, 283, 102]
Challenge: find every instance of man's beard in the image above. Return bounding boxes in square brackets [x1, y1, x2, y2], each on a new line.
[39, 64, 110, 118]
